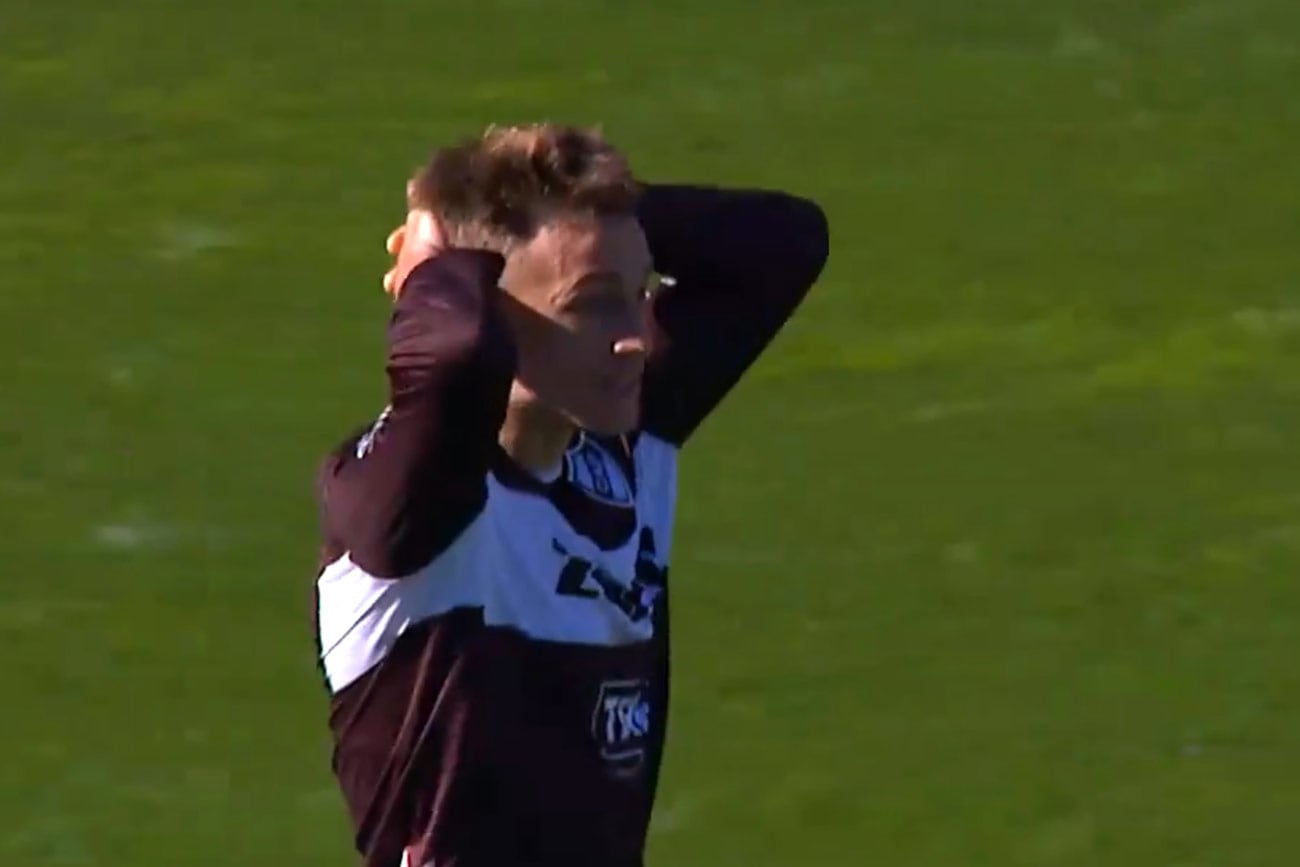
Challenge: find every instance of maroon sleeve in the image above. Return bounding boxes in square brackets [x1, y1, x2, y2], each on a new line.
[636, 184, 830, 446]
[318, 250, 514, 578]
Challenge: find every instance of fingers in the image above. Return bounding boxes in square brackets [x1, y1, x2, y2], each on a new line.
[411, 211, 440, 247]
[388, 210, 442, 257]
[381, 208, 444, 301]
[386, 226, 405, 256]
[383, 226, 405, 298]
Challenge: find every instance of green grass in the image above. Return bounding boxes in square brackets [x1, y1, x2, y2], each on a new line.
[4, 0, 1300, 864]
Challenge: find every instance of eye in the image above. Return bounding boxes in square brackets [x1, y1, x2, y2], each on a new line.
[564, 285, 627, 316]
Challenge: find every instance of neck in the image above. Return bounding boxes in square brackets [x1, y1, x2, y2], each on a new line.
[498, 393, 575, 479]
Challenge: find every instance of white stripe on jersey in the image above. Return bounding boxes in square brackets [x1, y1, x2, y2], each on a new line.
[317, 432, 679, 693]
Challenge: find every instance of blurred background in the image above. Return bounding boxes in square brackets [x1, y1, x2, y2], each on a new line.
[4, 0, 1299, 864]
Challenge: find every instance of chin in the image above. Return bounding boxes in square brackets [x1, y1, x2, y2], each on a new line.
[573, 400, 641, 437]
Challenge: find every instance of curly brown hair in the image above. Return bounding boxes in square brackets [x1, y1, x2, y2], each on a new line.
[408, 124, 640, 252]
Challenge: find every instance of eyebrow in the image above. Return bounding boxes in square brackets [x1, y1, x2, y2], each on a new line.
[558, 266, 652, 305]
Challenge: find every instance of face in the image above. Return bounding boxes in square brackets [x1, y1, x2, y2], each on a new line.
[499, 213, 654, 436]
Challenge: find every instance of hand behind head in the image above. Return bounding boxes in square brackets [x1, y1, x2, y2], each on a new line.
[382, 208, 447, 300]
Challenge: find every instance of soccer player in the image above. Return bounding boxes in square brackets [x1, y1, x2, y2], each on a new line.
[314, 123, 829, 867]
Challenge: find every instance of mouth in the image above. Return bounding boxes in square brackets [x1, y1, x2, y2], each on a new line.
[604, 372, 642, 400]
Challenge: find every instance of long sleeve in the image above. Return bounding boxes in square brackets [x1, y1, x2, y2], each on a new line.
[636, 184, 830, 446]
[318, 250, 515, 578]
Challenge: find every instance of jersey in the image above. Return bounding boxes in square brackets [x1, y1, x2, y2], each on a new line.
[313, 185, 830, 867]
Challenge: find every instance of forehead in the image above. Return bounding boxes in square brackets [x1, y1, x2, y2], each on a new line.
[529, 214, 652, 280]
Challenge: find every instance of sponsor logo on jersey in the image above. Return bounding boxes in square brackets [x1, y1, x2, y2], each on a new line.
[592, 678, 652, 777]
[552, 529, 667, 623]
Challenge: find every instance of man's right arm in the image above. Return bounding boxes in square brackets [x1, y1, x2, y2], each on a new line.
[318, 250, 514, 578]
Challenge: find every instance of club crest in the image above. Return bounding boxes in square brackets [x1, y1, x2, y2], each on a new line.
[566, 437, 635, 506]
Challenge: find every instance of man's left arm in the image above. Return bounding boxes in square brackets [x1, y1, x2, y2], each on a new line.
[636, 183, 830, 447]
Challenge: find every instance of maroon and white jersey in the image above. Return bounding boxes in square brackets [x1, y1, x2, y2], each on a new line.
[314, 185, 829, 867]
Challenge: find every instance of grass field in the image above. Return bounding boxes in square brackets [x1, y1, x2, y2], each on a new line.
[4, 0, 1300, 864]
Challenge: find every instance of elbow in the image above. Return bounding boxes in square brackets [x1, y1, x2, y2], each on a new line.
[771, 193, 830, 292]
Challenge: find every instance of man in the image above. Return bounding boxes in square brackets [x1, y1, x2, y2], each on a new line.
[315, 123, 829, 866]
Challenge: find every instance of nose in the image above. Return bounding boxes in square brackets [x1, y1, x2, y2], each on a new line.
[611, 300, 651, 357]
[612, 333, 648, 357]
